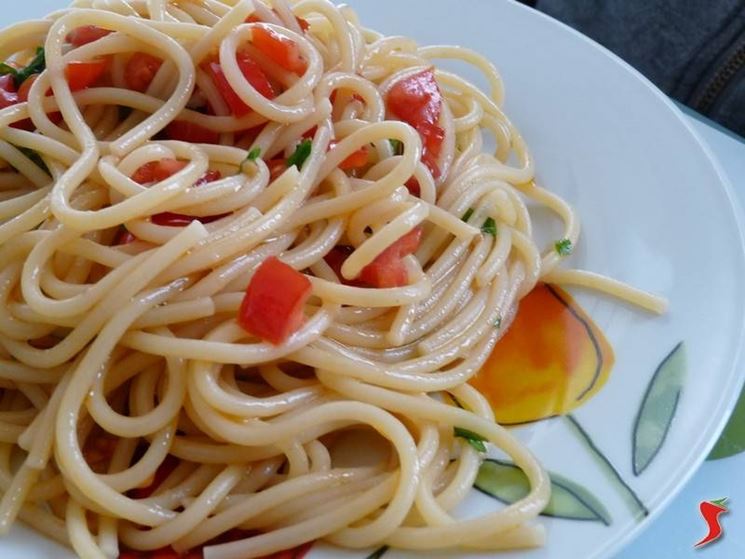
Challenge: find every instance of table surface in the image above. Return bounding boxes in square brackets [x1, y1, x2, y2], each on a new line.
[617, 111, 745, 559]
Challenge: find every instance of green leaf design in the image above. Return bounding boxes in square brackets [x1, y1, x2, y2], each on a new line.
[632, 342, 686, 475]
[709, 387, 745, 460]
[474, 459, 612, 525]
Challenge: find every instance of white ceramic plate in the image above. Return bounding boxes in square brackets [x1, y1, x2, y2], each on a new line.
[2, 1, 745, 558]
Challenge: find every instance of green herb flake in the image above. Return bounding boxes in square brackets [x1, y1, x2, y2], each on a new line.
[246, 147, 261, 161]
[0, 63, 17, 78]
[389, 139, 403, 155]
[287, 139, 312, 170]
[482, 217, 497, 237]
[462, 208, 475, 223]
[238, 147, 262, 174]
[4, 47, 46, 88]
[494, 316, 502, 329]
[555, 238, 573, 257]
[17, 147, 49, 175]
[454, 427, 487, 453]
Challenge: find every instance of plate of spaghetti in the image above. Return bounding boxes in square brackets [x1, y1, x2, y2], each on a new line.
[0, 0, 743, 558]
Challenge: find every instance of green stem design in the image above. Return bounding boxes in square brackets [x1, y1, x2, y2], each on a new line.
[565, 414, 649, 518]
[365, 545, 389, 559]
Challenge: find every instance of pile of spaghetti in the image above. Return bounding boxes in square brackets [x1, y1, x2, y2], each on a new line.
[0, 1, 666, 558]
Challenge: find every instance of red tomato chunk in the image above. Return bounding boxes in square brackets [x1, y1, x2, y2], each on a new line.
[205, 55, 276, 117]
[387, 68, 446, 179]
[125, 52, 163, 93]
[252, 26, 308, 76]
[67, 26, 112, 47]
[239, 257, 312, 345]
[65, 58, 110, 91]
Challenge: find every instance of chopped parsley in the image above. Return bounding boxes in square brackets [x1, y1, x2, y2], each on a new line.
[482, 217, 497, 237]
[554, 238, 573, 256]
[17, 147, 49, 174]
[462, 209, 496, 236]
[389, 139, 403, 155]
[0, 47, 45, 88]
[246, 147, 261, 161]
[454, 427, 487, 453]
[238, 147, 262, 174]
[494, 315, 502, 329]
[287, 139, 312, 170]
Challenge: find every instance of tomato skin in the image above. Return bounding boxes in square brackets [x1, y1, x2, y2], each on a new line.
[252, 26, 308, 75]
[67, 26, 112, 47]
[206, 56, 275, 117]
[65, 58, 110, 91]
[165, 120, 220, 144]
[358, 227, 423, 288]
[125, 52, 163, 92]
[0, 75, 19, 109]
[114, 227, 136, 245]
[238, 257, 312, 345]
[131, 159, 186, 185]
[324, 246, 365, 287]
[329, 141, 369, 170]
[387, 68, 446, 179]
[417, 121, 445, 179]
[131, 163, 226, 226]
[325, 228, 423, 289]
[388, 68, 442, 127]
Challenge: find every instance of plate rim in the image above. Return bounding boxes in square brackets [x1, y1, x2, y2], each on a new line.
[502, 3, 745, 557]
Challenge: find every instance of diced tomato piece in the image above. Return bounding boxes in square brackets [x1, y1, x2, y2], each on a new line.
[195, 169, 222, 186]
[114, 227, 136, 245]
[67, 25, 112, 47]
[359, 253, 408, 288]
[387, 68, 443, 128]
[252, 26, 308, 76]
[139, 167, 226, 227]
[9, 74, 62, 129]
[329, 141, 369, 170]
[324, 246, 364, 287]
[117, 547, 201, 559]
[302, 125, 317, 139]
[404, 178, 421, 197]
[0, 75, 18, 109]
[153, 159, 188, 182]
[387, 69, 445, 180]
[17, 74, 37, 102]
[297, 17, 311, 32]
[131, 162, 157, 185]
[417, 121, 444, 179]
[125, 52, 163, 93]
[205, 55, 275, 117]
[267, 158, 288, 181]
[358, 227, 422, 288]
[131, 159, 186, 185]
[65, 58, 110, 91]
[165, 120, 220, 144]
[151, 211, 228, 227]
[237, 55, 277, 99]
[238, 257, 312, 345]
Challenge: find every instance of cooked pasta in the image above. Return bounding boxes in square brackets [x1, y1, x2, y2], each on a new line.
[0, 1, 666, 558]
